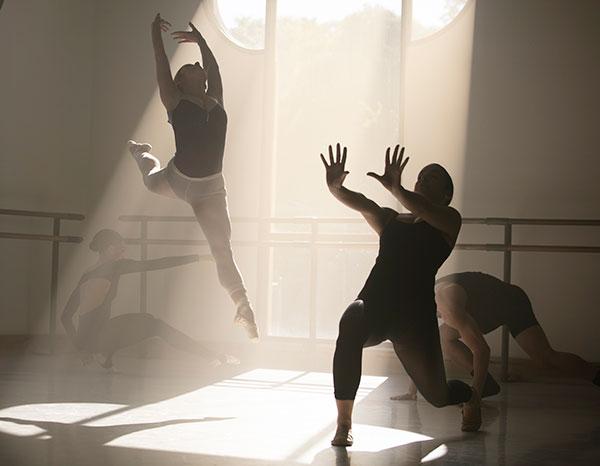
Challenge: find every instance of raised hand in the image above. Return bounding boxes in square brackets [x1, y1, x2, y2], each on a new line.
[152, 13, 172, 35]
[171, 22, 203, 44]
[320, 143, 349, 191]
[367, 145, 410, 193]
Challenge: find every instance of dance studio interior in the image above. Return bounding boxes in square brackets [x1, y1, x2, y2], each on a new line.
[1, 0, 599, 465]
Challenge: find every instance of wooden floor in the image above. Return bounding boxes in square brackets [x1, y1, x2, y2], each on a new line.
[0, 352, 599, 466]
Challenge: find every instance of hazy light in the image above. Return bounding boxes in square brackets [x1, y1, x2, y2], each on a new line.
[215, 0, 470, 44]
[277, 0, 402, 21]
[421, 443, 449, 462]
[296, 423, 435, 464]
[0, 420, 47, 437]
[412, 0, 469, 40]
[0, 370, 449, 464]
[103, 369, 387, 462]
[0, 403, 127, 425]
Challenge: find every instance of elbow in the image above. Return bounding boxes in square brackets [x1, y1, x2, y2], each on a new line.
[410, 205, 426, 217]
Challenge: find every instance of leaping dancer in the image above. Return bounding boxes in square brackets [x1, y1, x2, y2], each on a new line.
[128, 14, 258, 339]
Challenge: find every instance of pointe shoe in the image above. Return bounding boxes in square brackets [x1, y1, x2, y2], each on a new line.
[127, 140, 152, 157]
[234, 303, 259, 340]
[461, 386, 482, 432]
[331, 426, 353, 447]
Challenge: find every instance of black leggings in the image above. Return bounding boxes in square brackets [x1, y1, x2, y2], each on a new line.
[333, 300, 472, 407]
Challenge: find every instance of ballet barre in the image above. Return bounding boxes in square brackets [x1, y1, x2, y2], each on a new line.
[119, 214, 600, 381]
[0, 208, 85, 354]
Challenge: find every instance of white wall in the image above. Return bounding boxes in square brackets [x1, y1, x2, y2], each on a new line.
[0, 0, 94, 334]
[460, 0, 600, 359]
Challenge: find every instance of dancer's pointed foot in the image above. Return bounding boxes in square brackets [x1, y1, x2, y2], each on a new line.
[127, 140, 152, 158]
[461, 386, 482, 432]
[331, 425, 353, 447]
[234, 303, 259, 340]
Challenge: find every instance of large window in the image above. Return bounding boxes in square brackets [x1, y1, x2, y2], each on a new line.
[213, 0, 470, 49]
[212, 0, 471, 340]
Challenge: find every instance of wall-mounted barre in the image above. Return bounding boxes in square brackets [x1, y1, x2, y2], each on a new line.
[119, 214, 600, 381]
[0, 208, 85, 354]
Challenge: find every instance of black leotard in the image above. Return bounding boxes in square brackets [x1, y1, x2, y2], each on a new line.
[358, 216, 452, 323]
[334, 214, 472, 405]
[169, 100, 227, 178]
[436, 271, 539, 337]
[65, 256, 198, 352]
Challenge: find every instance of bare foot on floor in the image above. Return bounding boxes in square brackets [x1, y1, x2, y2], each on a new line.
[331, 425, 353, 447]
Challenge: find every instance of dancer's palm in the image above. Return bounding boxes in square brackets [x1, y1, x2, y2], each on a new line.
[320, 143, 349, 190]
[172, 22, 203, 44]
[367, 145, 409, 192]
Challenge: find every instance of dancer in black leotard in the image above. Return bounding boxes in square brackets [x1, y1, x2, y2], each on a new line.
[393, 272, 600, 400]
[321, 143, 481, 446]
[61, 229, 238, 369]
[127, 13, 258, 339]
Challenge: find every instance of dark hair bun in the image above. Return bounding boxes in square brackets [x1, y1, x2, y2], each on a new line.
[89, 229, 123, 252]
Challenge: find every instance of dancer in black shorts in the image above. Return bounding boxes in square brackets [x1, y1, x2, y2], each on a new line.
[321, 143, 481, 446]
[392, 272, 600, 400]
[61, 229, 238, 369]
[127, 13, 258, 339]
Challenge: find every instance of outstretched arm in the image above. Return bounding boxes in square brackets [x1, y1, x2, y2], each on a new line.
[172, 23, 223, 106]
[368, 145, 461, 245]
[152, 13, 180, 111]
[116, 255, 200, 274]
[321, 143, 396, 235]
[60, 286, 81, 348]
[437, 287, 490, 396]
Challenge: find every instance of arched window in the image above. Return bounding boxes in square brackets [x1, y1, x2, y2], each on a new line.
[213, 0, 267, 50]
[411, 0, 469, 41]
[212, 0, 471, 48]
[210, 0, 473, 340]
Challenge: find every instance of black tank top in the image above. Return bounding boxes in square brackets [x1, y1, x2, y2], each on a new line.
[358, 218, 452, 313]
[435, 272, 522, 333]
[75, 261, 125, 350]
[170, 99, 228, 178]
